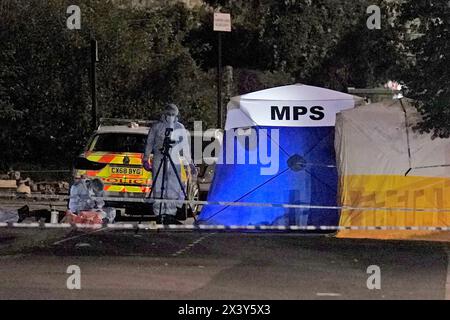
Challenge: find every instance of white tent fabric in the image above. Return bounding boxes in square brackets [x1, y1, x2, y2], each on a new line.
[225, 84, 362, 130]
[335, 98, 450, 239]
[335, 99, 450, 177]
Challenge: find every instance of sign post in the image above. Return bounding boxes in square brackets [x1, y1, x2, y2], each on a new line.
[213, 12, 231, 129]
[90, 39, 98, 130]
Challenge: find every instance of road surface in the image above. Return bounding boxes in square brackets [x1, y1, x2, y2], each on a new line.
[0, 228, 449, 299]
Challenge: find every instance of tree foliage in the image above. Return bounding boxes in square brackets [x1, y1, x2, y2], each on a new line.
[399, 0, 450, 138]
[0, 0, 447, 169]
[0, 0, 216, 170]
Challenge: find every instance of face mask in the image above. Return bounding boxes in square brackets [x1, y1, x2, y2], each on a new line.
[164, 115, 176, 124]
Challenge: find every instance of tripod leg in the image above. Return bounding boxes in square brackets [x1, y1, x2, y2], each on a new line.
[159, 155, 168, 220]
[147, 158, 164, 199]
[167, 155, 197, 220]
[167, 156, 188, 198]
[142, 158, 164, 223]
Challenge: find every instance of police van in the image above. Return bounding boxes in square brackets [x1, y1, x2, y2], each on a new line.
[73, 118, 201, 219]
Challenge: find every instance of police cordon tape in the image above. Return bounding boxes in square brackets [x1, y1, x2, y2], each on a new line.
[2, 192, 450, 213]
[1, 222, 450, 232]
[2, 192, 450, 232]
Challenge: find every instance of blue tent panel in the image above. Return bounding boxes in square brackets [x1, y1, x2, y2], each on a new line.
[198, 126, 339, 226]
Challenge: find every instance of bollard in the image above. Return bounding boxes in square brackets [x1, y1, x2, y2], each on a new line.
[50, 210, 59, 224]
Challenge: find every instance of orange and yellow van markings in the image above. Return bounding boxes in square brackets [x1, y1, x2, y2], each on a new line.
[99, 154, 116, 163]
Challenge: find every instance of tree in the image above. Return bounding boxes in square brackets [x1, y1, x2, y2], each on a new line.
[1, 0, 447, 170]
[0, 0, 216, 169]
[308, 1, 408, 91]
[0, 0, 91, 170]
[399, 0, 450, 138]
[190, 0, 407, 93]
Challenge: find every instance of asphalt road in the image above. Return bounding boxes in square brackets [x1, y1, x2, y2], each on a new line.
[0, 228, 449, 300]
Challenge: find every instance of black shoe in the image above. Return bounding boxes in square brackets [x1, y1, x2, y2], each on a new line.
[175, 207, 187, 221]
[17, 205, 29, 223]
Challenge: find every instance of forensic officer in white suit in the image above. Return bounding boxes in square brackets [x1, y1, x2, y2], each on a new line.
[142, 104, 196, 223]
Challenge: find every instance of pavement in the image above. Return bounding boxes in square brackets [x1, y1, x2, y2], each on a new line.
[0, 227, 449, 300]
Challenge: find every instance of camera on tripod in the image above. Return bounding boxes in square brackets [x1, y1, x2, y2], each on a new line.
[160, 128, 176, 153]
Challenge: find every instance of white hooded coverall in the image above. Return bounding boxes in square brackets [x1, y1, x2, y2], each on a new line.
[143, 118, 192, 216]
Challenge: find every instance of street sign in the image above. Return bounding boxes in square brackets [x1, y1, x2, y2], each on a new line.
[213, 12, 231, 32]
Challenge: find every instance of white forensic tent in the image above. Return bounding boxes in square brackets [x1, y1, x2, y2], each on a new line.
[335, 99, 450, 239]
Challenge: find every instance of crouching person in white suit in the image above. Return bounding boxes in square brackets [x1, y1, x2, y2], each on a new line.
[68, 175, 116, 223]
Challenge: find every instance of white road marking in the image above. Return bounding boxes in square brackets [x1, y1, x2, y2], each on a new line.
[52, 227, 107, 245]
[316, 293, 342, 297]
[75, 242, 91, 248]
[172, 233, 216, 257]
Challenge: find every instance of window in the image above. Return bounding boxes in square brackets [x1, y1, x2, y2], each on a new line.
[90, 133, 147, 153]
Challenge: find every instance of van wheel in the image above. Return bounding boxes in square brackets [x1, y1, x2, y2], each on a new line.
[186, 182, 200, 218]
